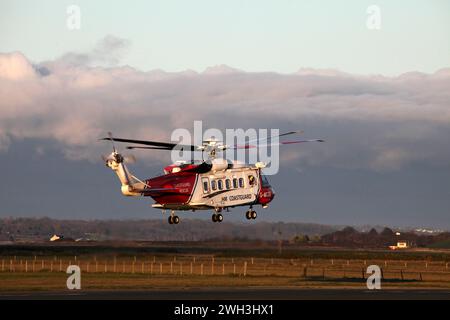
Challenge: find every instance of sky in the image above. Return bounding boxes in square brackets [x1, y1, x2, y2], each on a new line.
[1, 0, 450, 75]
[0, 1, 449, 229]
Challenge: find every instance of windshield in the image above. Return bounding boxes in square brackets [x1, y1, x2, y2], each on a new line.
[261, 174, 271, 187]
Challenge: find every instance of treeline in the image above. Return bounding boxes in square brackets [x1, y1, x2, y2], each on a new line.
[0, 217, 337, 242]
[317, 226, 450, 248]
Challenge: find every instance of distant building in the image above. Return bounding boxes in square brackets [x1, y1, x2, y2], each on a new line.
[389, 240, 409, 250]
[49, 234, 62, 241]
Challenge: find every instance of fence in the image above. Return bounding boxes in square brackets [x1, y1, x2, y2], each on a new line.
[1, 256, 450, 282]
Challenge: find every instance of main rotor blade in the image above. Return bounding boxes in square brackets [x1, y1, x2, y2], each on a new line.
[126, 146, 180, 150]
[231, 139, 324, 149]
[224, 130, 305, 150]
[248, 130, 304, 144]
[101, 137, 198, 151]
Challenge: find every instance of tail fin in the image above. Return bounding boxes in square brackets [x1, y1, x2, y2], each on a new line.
[105, 151, 144, 196]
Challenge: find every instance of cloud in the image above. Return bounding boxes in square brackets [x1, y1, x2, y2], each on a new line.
[0, 37, 449, 171]
[0, 52, 37, 80]
[46, 35, 131, 69]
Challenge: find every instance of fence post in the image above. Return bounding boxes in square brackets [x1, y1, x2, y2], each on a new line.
[243, 261, 247, 277]
[25, 260, 28, 273]
[170, 262, 173, 274]
[201, 263, 204, 276]
[190, 262, 193, 275]
[233, 264, 236, 275]
[222, 263, 225, 275]
[180, 263, 183, 276]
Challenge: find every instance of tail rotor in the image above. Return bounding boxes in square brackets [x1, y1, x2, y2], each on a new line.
[101, 132, 136, 165]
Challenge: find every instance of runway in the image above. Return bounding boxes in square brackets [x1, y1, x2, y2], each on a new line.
[1, 287, 450, 300]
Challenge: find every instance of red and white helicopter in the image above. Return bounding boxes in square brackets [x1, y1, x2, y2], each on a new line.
[102, 131, 323, 224]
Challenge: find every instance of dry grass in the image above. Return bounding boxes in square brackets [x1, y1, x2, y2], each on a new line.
[1, 254, 450, 291]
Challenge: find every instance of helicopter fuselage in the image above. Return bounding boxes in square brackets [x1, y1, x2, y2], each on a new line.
[144, 161, 274, 211]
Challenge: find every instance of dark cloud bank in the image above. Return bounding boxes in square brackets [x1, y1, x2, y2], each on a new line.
[0, 37, 449, 229]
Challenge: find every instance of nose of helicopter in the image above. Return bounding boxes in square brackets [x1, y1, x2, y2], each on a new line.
[258, 185, 275, 205]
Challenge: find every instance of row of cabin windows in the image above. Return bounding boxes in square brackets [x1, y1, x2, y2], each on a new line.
[203, 177, 247, 193]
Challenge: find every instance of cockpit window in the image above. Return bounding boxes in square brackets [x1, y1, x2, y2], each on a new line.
[261, 175, 271, 187]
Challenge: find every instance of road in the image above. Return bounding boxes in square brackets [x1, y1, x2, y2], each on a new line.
[1, 287, 450, 300]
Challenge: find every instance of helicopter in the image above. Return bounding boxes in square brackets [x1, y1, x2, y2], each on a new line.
[102, 131, 324, 224]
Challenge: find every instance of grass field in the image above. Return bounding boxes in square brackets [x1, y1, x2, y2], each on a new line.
[1, 243, 450, 291]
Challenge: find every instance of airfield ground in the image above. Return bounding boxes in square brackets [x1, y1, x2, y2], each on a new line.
[0, 242, 450, 297]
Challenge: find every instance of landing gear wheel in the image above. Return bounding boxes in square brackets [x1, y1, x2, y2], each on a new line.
[169, 215, 180, 224]
[251, 210, 257, 219]
[212, 213, 223, 223]
[245, 210, 252, 220]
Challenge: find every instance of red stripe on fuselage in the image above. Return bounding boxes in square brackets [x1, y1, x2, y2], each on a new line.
[145, 171, 197, 205]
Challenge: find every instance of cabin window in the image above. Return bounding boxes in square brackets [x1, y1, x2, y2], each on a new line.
[248, 175, 256, 186]
[239, 178, 244, 188]
[217, 180, 223, 190]
[233, 178, 238, 189]
[211, 180, 217, 191]
[203, 181, 209, 193]
[225, 179, 231, 190]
